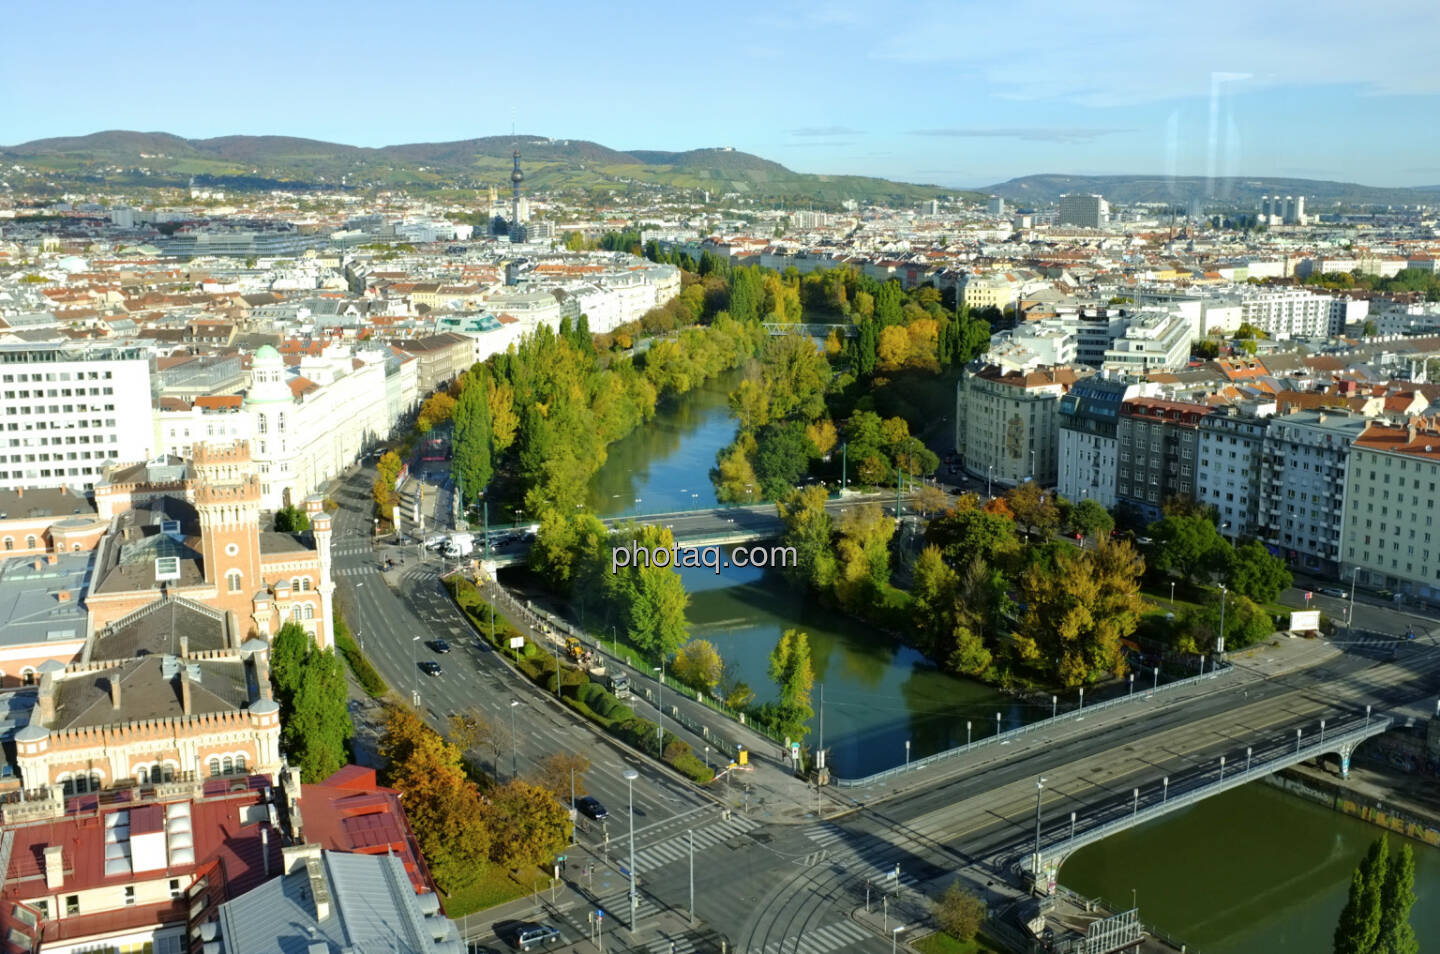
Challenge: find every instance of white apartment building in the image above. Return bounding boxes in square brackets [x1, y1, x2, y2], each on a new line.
[956, 364, 1086, 488]
[0, 343, 155, 492]
[1099, 310, 1192, 374]
[242, 345, 395, 509]
[1196, 404, 1274, 540]
[1258, 408, 1373, 576]
[1237, 289, 1368, 339]
[1340, 420, 1440, 599]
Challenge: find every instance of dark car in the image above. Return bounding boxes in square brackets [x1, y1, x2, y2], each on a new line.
[419, 660, 442, 677]
[574, 796, 608, 821]
[513, 924, 561, 950]
[430, 639, 452, 654]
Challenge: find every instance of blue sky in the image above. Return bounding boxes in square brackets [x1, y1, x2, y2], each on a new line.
[4, 0, 1439, 188]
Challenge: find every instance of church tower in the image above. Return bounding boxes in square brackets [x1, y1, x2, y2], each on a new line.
[192, 441, 264, 623]
[304, 494, 336, 650]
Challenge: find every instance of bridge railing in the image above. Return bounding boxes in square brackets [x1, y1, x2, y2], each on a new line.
[833, 664, 1235, 788]
[1036, 714, 1392, 870]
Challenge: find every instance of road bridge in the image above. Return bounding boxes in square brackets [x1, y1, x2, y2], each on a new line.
[1028, 712, 1392, 892]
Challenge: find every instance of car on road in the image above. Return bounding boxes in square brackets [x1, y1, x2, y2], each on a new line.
[512, 924, 562, 950]
[574, 796, 608, 821]
[430, 639, 451, 654]
[1320, 587, 1347, 598]
[419, 661, 442, 677]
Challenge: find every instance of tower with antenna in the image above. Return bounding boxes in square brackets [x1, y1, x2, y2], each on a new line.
[509, 148, 526, 242]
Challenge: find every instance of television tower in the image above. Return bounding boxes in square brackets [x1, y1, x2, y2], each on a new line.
[510, 149, 524, 228]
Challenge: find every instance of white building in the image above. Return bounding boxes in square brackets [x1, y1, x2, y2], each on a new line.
[0, 343, 155, 491]
[1237, 289, 1366, 339]
[1057, 377, 1156, 508]
[1100, 310, 1191, 375]
[1341, 420, 1440, 600]
[956, 364, 1086, 488]
[1196, 404, 1274, 540]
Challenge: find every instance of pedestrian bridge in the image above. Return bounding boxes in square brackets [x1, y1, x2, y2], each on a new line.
[761, 322, 857, 337]
[1028, 712, 1393, 892]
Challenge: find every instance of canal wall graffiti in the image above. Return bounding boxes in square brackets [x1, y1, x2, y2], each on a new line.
[1264, 769, 1440, 849]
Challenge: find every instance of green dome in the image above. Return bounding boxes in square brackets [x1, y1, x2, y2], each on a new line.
[254, 344, 281, 362]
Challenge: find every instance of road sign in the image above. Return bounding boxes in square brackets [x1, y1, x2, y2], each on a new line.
[790, 742, 800, 762]
[1305, 591, 1313, 601]
[597, 909, 604, 920]
[509, 636, 525, 649]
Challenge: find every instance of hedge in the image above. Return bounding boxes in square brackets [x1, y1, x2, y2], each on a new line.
[333, 609, 388, 698]
[445, 575, 715, 786]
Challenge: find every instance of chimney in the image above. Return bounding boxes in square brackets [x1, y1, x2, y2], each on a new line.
[179, 635, 189, 658]
[43, 845, 64, 890]
[180, 668, 192, 715]
[15, 486, 22, 499]
[110, 675, 122, 710]
[57, 590, 70, 602]
[46, 553, 58, 565]
[32, 559, 42, 572]
[1408, 421, 1418, 443]
[58, 486, 66, 496]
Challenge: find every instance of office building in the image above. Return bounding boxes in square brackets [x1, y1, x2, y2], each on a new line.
[0, 343, 155, 492]
[1057, 193, 1109, 228]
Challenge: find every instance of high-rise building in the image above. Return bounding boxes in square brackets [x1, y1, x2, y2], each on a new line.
[987, 195, 1006, 216]
[0, 343, 155, 492]
[1057, 193, 1108, 228]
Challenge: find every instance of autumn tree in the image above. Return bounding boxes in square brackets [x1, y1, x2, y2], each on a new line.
[528, 752, 590, 800]
[833, 503, 894, 610]
[372, 450, 403, 515]
[767, 629, 815, 740]
[934, 881, 987, 942]
[486, 779, 571, 872]
[1005, 482, 1060, 539]
[416, 390, 456, 434]
[1013, 539, 1143, 685]
[778, 485, 837, 591]
[672, 639, 724, 693]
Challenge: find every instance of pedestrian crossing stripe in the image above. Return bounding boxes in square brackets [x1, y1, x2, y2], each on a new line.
[642, 937, 699, 954]
[755, 920, 869, 954]
[632, 815, 759, 869]
[797, 850, 828, 866]
[802, 823, 846, 845]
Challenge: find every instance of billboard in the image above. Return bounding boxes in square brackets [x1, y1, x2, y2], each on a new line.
[1290, 610, 1321, 632]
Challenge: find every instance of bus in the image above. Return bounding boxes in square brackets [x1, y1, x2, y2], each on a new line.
[420, 436, 448, 462]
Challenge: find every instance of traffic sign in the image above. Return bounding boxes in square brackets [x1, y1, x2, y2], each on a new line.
[597, 909, 604, 920]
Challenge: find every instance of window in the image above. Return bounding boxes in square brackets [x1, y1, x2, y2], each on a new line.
[209, 758, 221, 778]
[25, 535, 36, 549]
[222, 756, 234, 774]
[235, 754, 246, 772]
[227, 570, 242, 593]
[123, 886, 135, 907]
[170, 879, 183, 899]
[2, 538, 10, 551]
[65, 895, 79, 916]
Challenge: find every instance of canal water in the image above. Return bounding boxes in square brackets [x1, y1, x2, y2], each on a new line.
[1059, 781, 1440, 953]
[581, 358, 1440, 941]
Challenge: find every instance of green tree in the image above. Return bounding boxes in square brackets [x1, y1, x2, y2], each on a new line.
[934, 881, 987, 942]
[1334, 835, 1389, 954]
[767, 629, 815, 740]
[1376, 839, 1419, 954]
[1334, 869, 1373, 954]
[452, 371, 493, 502]
[274, 504, 310, 533]
[1005, 482, 1060, 539]
[1069, 498, 1114, 541]
[753, 420, 814, 499]
[926, 506, 1020, 570]
[672, 639, 724, 693]
[1225, 539, 1292, 603]
[269, 621, 310, 713]
[1148, 513, 1230, 585]
[283, 648, 353, 782]
[777, 485, 838, 590]
[833, 504, 894, 610]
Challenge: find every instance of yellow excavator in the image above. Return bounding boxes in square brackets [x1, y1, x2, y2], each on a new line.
[565, 637, 586, 662]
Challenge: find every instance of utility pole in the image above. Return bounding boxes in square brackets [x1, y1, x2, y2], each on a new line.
[1033, 777, 1046, 882]
[841, 442, 848, 495]
[688, 829, 695, 926]
[625, 768, 639, 932]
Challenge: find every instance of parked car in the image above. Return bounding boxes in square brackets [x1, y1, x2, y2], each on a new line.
[513, 924, 561, 951]
[419, 661, 442, 677]
[430, 639, 451, 654]
[574, 796, 608, 821]
[1320, 587, 1346, 598]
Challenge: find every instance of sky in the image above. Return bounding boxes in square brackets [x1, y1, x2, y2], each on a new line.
[3, 0, 1439, 189]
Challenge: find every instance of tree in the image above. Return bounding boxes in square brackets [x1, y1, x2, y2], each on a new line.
[934, 881, 987, 942]
[373, 450, 403, 515]
[449, 706, 500, 767]
[452, 372, 492, 501]
[672, 639, 724, 693]
[926, 506, 1019, 570]
[753, 420, 814, 499]
[767, 629, 815, 740]
[1376, 839, 1419, 954]
[1005, 482, 1059, 539]
[1334, 869, 1373, 954]
[486, 779, 571, 872]
[528, 752, 590, 800]
[269, 621, 310, 713]
[274, 504, 310, 533]
[379, 706, 492, 892]
[1334, 836, 1388, 954]
[416, 390, 456, 434]
[1148, 513, 1230, 585]
[778, 486, 838, 591]
[833, 504, 894, 610]
[1069, 498, 1114, 542]
[1226, 539, 1292, 603]
[283, 648, 353, 782]
[1179, 592, 1272, 653]
[1013, 540, 1143, 685]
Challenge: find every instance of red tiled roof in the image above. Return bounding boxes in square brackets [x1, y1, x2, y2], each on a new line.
[301, 767, 435, 896]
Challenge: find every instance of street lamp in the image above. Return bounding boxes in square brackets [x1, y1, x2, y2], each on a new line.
[1153, 666, 1159, 691]
[905, 739, 911, 770]
[1246, 746, 1253, 774]
[1051, 695, 1057, 720]
[411, 635, 423, 706]
[1033, 777, 1047, 879]
[1296, 727, 1302, 753]
[1348, 566, 1361, 639]
[966, 720, 972, 749]
[1132, 787, 1139, 820]
[995, 711, 1001, 737]
[654, 662, 665, 753]
[1128, 672, 1134, 696]
[987, 464, 994, 499]
[509, 699, 521, 780]
[1162, 776, 1169, 804]
[624, 768, 639, 931]
[892, 925, 905, 954]
[1365, 704, 1372, 732]
[1219, 755, 1225, 782]
[1320, 719, 1326, 746]
[1217, 583, 1228, 656]
[1170, 580, 1175, 607]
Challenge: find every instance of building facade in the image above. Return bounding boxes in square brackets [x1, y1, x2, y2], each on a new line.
[1340, 419, 1440, 599]
[955, 364, 1084, 489]
[1196, 405, 1273, 540]
[1057, 378, 1153, 509]
[0, 343, 155, 492]
[1115, 398, 1212, 525]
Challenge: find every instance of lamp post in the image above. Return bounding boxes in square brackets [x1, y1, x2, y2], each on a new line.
[1033, 777, 1046, 880]
[1219, 755, 1225, 782]
[1170, 580, 1175, 607]
[987, 464, 994, 499]
[892, 925, 905, 953]
[1051, 695, 1057, 720]
[1365, 704, 1372, 732]
[1128, 672, 1134, 696]
[905, 739, 911, 770]
[1296, 728, 1302, 753]
[1069, 810, 1077, 850]
[1153, 666, 1159, 691]
[411, 635, 423, 708]
[841, 442, 848, 495]
[1132, 787, 1139, 820]
[1162, 776, 1169, 804]
[654, 662, 665, 753]
[1348, 566, 1361, 639]
[1320, 719, 1326, 746]
[966, 720, 972, 749]
[1078, 686, 1084, 714]
[624, 768, 639, 931]
[1217, 583, 1228, 656]
[1246, 746, 1253, 774]
[509, 699, 521, 780]
[995, 711, 1001, 737]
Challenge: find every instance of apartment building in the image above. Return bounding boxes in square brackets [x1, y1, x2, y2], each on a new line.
[1057, 378, 1155, 509]
[1196, 404, 1274, 540]
[1258, 409, 1373, 577]
[0, 343, 155, 492]
[1115, 398, 1213, 525]
[1340, 419, 1440, 599]
[956, 364, 1085, 488]
[1236, 289, 1368, 339]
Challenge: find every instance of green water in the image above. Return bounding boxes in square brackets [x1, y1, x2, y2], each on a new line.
[1060, 781, 1440, 952]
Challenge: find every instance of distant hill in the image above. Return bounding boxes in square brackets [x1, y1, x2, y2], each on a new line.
[0, 130, 973, 206]
[984, 173, 1440, 208]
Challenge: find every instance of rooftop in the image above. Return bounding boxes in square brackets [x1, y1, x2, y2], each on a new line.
[0, 552, 92, 649]
[48, 655, 255, 730]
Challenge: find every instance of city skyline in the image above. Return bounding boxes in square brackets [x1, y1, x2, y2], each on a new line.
[4, 0, 1439, 188]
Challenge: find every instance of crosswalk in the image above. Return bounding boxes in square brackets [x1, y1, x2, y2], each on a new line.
[334, 565, 378, 577]
[801, 823, 919, 890]
[631, 813, 760, 870]
[750, 920, 872, 954]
